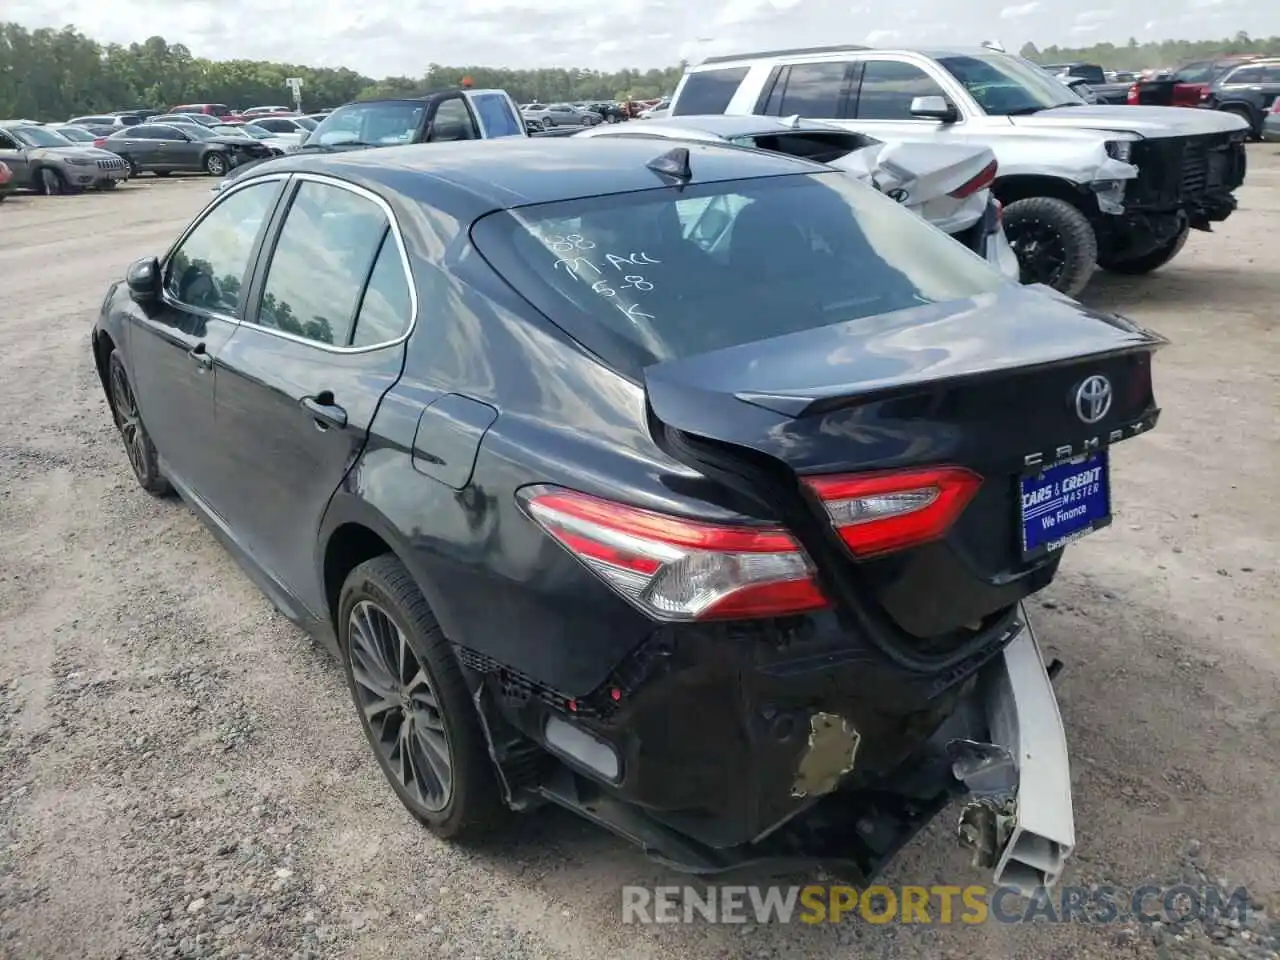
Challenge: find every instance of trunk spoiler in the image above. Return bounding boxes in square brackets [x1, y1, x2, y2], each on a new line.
[643, 285, 1166, 452]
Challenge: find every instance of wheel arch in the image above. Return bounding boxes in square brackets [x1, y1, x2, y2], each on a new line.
[319, 496, 460, 648]
[92, 329, 117, 409]
[993, 174, 1095, 213]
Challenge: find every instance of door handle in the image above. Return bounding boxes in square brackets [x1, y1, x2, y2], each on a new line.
[301, 394, 348, 430]
[187, 343, 212, 370]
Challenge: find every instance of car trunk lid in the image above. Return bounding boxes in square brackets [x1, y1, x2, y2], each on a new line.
[643, 283, 1165, 653]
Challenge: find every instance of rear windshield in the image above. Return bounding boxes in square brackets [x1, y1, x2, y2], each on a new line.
[471, 172, 1004, 373]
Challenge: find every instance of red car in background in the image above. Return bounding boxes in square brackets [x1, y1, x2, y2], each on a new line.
[169, 103, 246, 123]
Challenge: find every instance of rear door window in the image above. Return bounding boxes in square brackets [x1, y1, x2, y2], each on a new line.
[763, 62, 853, 118]
[672, 67, 750, 116]
[429, 98, 480, 141]
[470, 173, 1003, 374]
[251, 181, 392, 346]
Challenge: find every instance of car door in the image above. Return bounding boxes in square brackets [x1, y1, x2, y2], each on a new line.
[124, 175, 286, 496]
[0, 130, 31, 186]
[210, 175, 414, 615]
[426, 96, 480, 141]
[160, 126, 203, 169]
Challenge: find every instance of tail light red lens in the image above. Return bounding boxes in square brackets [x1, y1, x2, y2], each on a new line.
[949, 159, 998, 199]
[1271, 98, 1280, 114]
[1127, 84, 1139, 105]
[93, 137, 108, 148]
[803, 467, 983, 558]
[522, 489, 829, 621]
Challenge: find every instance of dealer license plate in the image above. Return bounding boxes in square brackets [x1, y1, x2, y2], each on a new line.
[1019, 451, 1111, 558]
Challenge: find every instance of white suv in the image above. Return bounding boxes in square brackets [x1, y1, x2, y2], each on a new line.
[669, 44, 1249, 297]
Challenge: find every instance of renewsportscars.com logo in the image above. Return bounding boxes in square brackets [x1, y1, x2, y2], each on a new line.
[621, 884, 1255, 926]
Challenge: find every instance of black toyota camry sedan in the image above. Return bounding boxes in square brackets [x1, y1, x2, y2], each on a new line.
[92, 137, 1164, 880]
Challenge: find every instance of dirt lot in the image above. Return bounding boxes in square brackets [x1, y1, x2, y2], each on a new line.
[0, 156, 1277, 960]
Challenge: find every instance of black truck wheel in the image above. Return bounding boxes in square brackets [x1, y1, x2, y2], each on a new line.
[1098, 222, 1190, 275]
[1002, 197, 1098, 298]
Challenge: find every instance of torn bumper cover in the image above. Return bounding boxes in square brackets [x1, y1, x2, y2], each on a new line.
[501, 604, 1074, 888]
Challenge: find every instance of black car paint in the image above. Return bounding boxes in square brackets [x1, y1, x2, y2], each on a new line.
[94, 138, 1163, 868]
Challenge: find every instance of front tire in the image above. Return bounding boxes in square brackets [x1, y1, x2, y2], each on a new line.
[38, 167, 68, 196]
[106, 351, 171, 497]
[203, 152, 228, 177]
[339, 555, 505, 839]
[1002, 196, 1098, 298]
[1098, 222, 1190, 275]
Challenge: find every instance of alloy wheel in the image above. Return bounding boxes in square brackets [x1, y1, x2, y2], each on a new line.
[347, 600, 453, 811]
[1006, 216, 1068, 288]
[109, 360, 150, 483]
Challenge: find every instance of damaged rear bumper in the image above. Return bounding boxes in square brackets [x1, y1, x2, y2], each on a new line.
[480, 604, 1075, 888]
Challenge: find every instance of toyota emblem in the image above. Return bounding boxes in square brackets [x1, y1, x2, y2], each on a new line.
[1074, 375, 1113, 424]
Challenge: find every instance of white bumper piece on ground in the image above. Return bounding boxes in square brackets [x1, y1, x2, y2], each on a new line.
[951, 607, 1075, 895]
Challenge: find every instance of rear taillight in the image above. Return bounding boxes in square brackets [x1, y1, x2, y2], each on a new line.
[803, 467, 982, 558]
[949, 159, 998, 199]
[93, 137, 107, 148]
[522, 489, 829, 621]
[1127, 83, 1139, 105]
[1271, 98, 1280, 114]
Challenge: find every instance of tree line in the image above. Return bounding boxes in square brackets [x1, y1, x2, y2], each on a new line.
[1020, 31, 1280, 70]
[0, 23, 681, 121]
[3, 21, 1277, 123]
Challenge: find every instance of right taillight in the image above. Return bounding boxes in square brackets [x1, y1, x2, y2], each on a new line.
[949, 159, 998, 199]
[1271, 98, 1280, 114]
[522, 488, 829, 621]
[803, 467, 983, 558]
[93, 137, 108, 148]
[1127, 83, 1140, 105]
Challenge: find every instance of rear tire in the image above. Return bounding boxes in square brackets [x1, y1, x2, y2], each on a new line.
[124, 156, 139, 176]
[1002, 196, 1098, 298]
[338, 555, 506, 840]
[1098, 222, 1190, 275]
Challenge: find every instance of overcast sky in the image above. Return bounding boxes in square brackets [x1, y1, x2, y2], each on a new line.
[7, 0, 1272, 77]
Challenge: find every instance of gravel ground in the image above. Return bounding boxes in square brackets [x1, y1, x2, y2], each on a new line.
[0, 155, 1277, 960]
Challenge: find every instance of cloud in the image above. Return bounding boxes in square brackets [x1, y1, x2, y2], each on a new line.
[999, 2, 1041, 18]
[5, 0, 1277, 76]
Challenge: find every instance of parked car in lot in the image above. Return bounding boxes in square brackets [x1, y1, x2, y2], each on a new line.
[1038, 63, 1131, 104]
[104, 122, 272, 177]
[149, 113, 223, 128]
[248, 115, 318, 138]
[1202, 59, 1280, 140]
[670, 44, 1249, 296]
[67, 114, 143, 136]
[213, 88, 528, 192]
[1264, 96, 1280, 142]
[170, 102, 245, 122]
[523, 103, 601, 127]
[211, 122, 298, 155]
[1126, 54, 1262, 107]
[93, 135, 1165, 889]
[576, 114, 1020, 279]
[241, 106, 296, 118]
[0, 121, 130, 194]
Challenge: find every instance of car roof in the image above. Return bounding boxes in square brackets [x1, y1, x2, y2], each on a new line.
[584, 114, 846, 139]
[692, 44, 1009, 68]
[262, 137, 827, 219]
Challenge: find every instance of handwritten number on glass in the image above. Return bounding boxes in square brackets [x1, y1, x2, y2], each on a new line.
[592, 280, 616, 297]
[546, 234, 596, 253]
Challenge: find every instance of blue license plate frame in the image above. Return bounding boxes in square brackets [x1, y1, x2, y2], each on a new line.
[1019, 450, 1112, 560]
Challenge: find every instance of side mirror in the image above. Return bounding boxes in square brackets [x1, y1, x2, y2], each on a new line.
[910, 95, 959, 123]
[125, 256, 160, 303]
